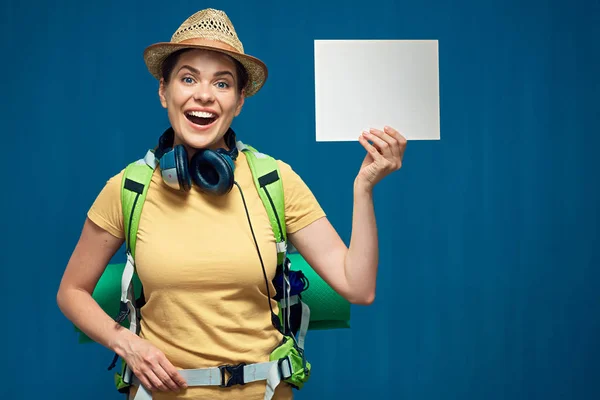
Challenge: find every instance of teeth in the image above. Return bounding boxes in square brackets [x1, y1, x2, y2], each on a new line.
[188, 111, 216, 118]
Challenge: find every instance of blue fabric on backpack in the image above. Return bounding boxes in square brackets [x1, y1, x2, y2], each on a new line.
[273, 270, 309, 300]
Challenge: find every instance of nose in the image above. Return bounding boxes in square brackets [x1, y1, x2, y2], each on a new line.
[193, 83, 215, 103]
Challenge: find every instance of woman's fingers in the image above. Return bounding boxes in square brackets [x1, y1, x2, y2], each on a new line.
[159, 357, 188, 390]
[127, 339, 187, 392]
[363, 129, 393, 157]
[359, 133, 384, 161]
[140, 367, 167, 392]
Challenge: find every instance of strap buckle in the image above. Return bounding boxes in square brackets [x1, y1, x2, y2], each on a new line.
[277, 357, 293, 379]
[219, 362, 246, 387]
[115, 301, 130, 323]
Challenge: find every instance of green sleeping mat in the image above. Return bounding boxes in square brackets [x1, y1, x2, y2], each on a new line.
[287, 253, 351, 330]
[75, 253, 350, 344]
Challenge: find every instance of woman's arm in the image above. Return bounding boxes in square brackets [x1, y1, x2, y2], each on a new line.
[57, 217, 128, 347]
[288, 126, 406, 305]
[57, 218, 187, 392]
[288, 187, 377, 305]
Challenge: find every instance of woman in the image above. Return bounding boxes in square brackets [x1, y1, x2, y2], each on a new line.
[57, 8, 407, 400]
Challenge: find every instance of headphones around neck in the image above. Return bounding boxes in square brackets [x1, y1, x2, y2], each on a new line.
[154, 127, 239, 196]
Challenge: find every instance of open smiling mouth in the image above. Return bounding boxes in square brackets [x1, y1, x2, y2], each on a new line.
[185, 110, 218, 126]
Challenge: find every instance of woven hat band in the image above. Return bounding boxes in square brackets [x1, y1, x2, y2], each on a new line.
[178, 38, 239, 54]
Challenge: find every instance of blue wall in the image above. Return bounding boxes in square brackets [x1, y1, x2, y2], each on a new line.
[2, 0, 598, 398]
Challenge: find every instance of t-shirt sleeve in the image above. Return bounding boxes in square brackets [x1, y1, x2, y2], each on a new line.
[87, 169, 126, 239]
[277, 160, 326, 234]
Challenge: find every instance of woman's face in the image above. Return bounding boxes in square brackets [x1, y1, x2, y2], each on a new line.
[159, 49, 245, 154]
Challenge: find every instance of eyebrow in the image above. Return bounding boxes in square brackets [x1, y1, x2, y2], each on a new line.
[214, 70, 235, 80]
[178, 65, 235, 80]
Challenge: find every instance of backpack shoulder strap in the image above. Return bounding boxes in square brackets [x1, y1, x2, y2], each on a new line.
[120, 151, 157, 259]
[110, 150, 157, 378]
[238, 141, 287, 266]
[238, 141, 313, 352]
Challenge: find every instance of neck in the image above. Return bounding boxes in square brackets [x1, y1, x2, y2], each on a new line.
[182, 136, 229, 161]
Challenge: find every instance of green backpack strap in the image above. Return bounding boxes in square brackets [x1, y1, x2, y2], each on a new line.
[114, 153, 156, 320]
[108, 151, 158, 384]
[238, 141, 313, 389]
[121, 153, 157, 258]
[239, 143, 288, 265]
[237, 144, 304, 330]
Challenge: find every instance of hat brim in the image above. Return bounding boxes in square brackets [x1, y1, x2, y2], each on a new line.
[143, 42, 268, 97]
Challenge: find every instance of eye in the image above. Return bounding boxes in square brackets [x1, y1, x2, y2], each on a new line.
[215, 81, 230, 89]
[182, 76, 196, 84]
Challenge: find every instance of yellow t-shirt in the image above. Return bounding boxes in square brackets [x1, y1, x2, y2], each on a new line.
[87, 150, 326, 400]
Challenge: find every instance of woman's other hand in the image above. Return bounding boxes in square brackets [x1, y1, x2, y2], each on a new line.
[112, 329, 188, 393]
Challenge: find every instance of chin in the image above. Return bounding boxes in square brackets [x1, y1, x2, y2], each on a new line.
[181, 128, 230, 152]
[183, 134, 215, 149]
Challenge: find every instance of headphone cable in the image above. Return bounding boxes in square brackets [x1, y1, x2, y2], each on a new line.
[233, 181, 279, 328]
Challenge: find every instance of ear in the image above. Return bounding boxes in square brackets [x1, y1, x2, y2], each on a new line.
[158, 79, 168, 109]
[234, 89, 245, 117]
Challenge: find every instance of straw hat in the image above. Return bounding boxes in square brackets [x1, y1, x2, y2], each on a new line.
[143, 8, 268, 97]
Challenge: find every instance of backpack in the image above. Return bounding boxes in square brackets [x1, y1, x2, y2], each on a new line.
[74, 140, 351, 399]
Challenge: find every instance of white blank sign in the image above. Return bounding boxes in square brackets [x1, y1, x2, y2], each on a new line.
[314, 40, 440, 141]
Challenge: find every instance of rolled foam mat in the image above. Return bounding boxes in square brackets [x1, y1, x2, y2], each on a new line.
[287, 253, 351, 330]
[75, 254, 350, 344]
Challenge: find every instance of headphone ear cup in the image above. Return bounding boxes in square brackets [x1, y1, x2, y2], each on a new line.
[174, 145, 192, 192]
[158, 145, 191, 192]
[189, 149, 235, 195]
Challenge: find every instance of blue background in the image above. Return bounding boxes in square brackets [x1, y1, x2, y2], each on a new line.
[1, 0, 599, 398]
